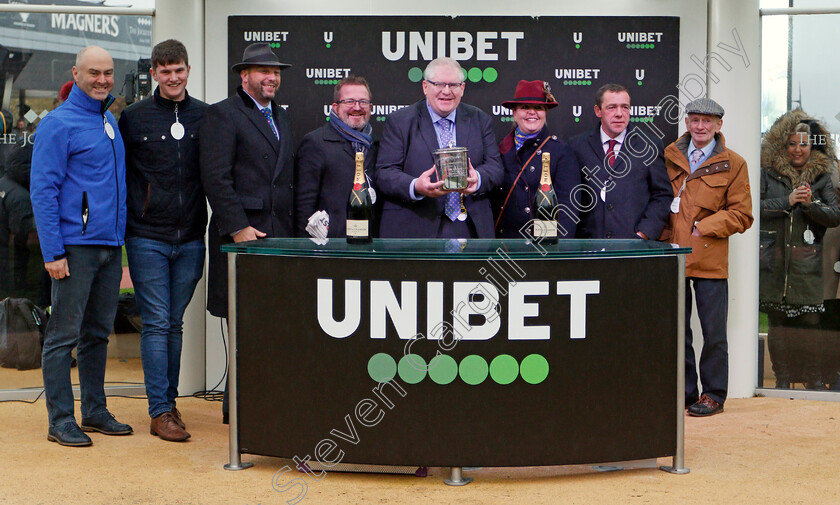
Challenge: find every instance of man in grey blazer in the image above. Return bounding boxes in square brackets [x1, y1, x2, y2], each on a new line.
[374, 57, 503, 238]
[200, 43, 295, 319]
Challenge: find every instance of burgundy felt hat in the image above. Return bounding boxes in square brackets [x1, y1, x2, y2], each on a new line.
[502, 80, 558, 109]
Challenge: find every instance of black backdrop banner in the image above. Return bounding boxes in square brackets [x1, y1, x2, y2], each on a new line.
[227, 16, 680, 147]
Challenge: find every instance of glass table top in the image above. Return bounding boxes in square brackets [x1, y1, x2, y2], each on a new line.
[222, 238, 691, 260]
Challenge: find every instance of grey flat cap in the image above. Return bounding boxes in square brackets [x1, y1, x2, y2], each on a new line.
[685, 97, 724, 117]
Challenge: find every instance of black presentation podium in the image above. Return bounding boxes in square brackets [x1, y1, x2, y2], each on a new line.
[221, 238, 691, 483]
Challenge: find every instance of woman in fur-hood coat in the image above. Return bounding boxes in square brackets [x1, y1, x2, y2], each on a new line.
[759, 109, 840, 389]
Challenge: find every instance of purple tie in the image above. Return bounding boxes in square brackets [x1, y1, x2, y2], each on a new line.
[438, 119, 461, 221]
[261, 106, 279, 140]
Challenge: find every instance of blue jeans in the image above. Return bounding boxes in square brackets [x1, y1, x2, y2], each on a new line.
[42, 245, 122, 428]
[126, 237, 204, 418]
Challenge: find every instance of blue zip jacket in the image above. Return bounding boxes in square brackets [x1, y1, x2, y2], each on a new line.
[31, 83, 126, 262]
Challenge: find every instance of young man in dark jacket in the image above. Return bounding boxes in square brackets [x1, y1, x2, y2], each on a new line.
[118, 39, 207, 442]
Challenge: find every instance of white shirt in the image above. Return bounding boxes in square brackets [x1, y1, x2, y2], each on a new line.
[600, 126, 627, 155]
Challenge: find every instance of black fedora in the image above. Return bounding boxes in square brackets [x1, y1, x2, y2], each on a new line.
[231, 42, 291, 72]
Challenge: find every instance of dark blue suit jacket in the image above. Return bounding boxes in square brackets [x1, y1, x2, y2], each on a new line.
[374, 100, 503, 238]
[568, 125, 671, 240]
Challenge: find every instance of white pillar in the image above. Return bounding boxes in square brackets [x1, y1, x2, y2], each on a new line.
[707, 0, 761, 398]
[153, 0, 207, 395]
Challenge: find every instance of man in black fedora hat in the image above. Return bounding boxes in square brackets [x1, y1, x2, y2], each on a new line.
[199, 42, 295, 421]
[200, 42, 294, 319]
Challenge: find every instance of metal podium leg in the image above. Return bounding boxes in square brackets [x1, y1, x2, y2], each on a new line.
[661, 254, 690, 475]
[225, 252, 253, 471]
[444, 467, 473, 486]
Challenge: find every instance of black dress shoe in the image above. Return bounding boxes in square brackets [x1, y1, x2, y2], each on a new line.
[81, 412, 133, 435]
[685, 396, 698, 409]
[48, 422, 92, 447]
[687, 394, 723, 417]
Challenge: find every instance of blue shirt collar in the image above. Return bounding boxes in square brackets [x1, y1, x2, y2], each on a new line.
[426, 101, 456, 124]
[688, 137, 716, 160]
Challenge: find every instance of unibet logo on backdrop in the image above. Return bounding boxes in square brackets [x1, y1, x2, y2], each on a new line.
[317, 278, 600, 386]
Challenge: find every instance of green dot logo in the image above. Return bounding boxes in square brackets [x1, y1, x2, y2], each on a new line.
[326, 43, 331, 48]
[368, 353, 396, 383]
[489, 354, 519, 385]
[459, 355, 489, 385]
[407, 67, 424, 83]
[638, 81, 643, 86]
[574, 117, 580, 122]
[398, 354, 427, 384]
[626, 43, 631, 49]
[483, 67, 498, 83]
[520, 354, 549, 384]
[467, 67, 483, 83]
[575, 43, 580, 49]
[461, 68, 468, 81]
[429, 354, 458, 385]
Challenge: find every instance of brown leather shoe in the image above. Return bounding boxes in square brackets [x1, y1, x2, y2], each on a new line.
[171, 406, 186, 429]
[150, 412, 191, 442]
[687, 394, 723, 417]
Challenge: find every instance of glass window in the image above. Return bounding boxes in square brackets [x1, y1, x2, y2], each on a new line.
[760, 6, 840, 392]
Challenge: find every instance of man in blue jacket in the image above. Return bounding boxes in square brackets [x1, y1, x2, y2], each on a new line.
[31, 45, 132, 447]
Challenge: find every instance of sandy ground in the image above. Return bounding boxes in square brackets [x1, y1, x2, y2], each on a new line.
[1, 395, 839, 504]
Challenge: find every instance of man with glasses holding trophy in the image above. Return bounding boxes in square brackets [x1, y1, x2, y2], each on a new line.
[374, 57, 503, 239]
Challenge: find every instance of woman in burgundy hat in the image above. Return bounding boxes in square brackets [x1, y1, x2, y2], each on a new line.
[492, 80, 581, 239]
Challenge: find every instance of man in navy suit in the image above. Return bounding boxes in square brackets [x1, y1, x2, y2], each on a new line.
[569, 83, 671, 240]
[375, 57, 503, 238]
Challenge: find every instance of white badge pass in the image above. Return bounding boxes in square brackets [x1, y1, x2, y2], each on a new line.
[457, 212, 467, 222]
[670, 196, 681, 214]
[804, 226, 815, 245]
[104, 121, 115, 140]
[170, 122, 185, 140]
[600, 187, 606, 202]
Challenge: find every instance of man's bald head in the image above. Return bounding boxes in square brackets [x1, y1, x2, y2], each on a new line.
[72, 45, 114, 101]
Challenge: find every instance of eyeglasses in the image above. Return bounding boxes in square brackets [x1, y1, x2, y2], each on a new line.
[336, 99, 371, 107]
[425, 80, 464, 91]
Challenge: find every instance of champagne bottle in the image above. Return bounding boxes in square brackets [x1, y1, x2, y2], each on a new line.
[533, 152, 558, 244]
[346, 151, 372, 244]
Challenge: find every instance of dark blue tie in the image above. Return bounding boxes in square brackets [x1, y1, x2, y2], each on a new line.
[261, 106, 279, 140]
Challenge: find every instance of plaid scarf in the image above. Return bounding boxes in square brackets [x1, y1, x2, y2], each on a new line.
[329, 109, 373, 153]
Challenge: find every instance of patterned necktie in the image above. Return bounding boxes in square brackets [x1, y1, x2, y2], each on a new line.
[607, 139, 618, 167]
[438, 119, 461, 221]
[690, 149, 703, 172]
[438, 118, 453, 148]
[261, 106, 279, 140]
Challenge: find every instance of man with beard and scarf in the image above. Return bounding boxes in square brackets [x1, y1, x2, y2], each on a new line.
[295, 76, 380, 238]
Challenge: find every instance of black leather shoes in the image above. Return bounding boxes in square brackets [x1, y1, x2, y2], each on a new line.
[687, 394, 723, 417]
[48, 422, 92, 447]
[81, 412, 133, 435]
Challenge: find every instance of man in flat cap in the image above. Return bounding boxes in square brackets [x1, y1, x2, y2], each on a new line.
[199, 43, 294, 422]
[659, 97, 753, 417]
